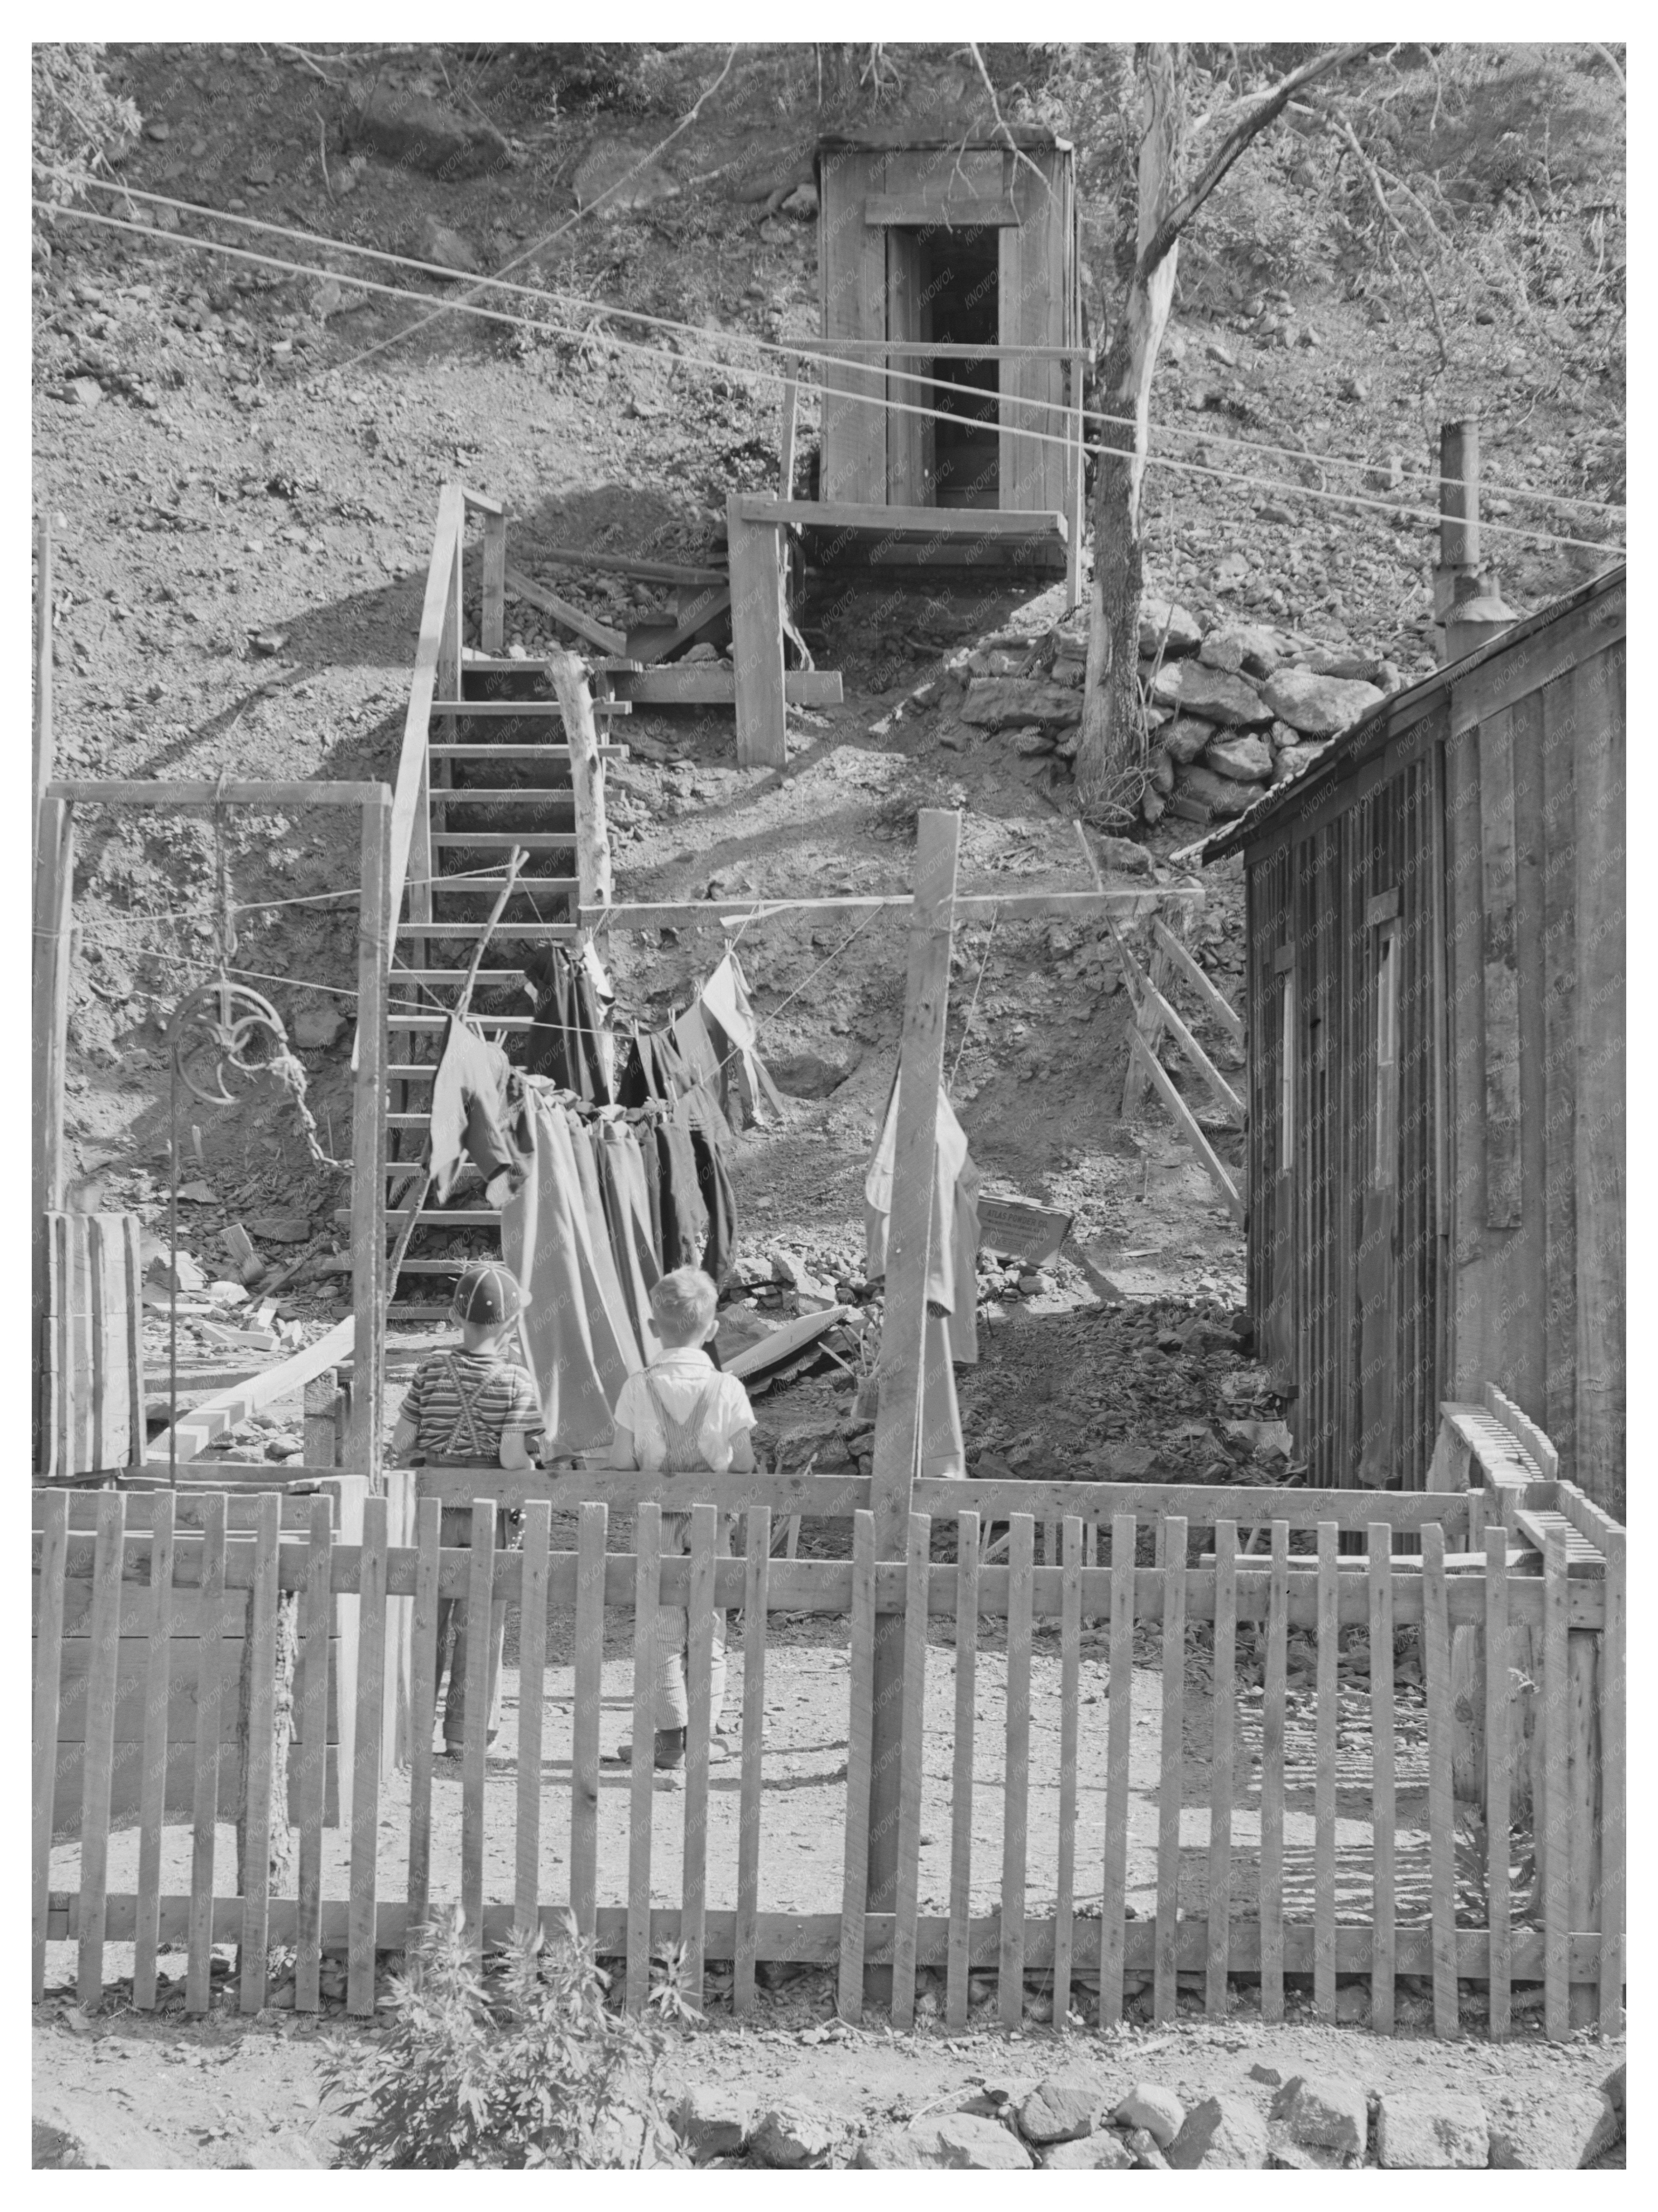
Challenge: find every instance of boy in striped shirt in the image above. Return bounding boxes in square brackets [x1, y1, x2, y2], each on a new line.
[391, 1261, 542, 1757]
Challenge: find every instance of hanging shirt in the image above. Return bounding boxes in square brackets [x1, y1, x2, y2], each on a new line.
[428, 1017, 526, 1205]
[612, 1346, 756, 1474]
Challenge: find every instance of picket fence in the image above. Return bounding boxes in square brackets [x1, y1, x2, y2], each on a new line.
[33, 1466, 1623, 2045]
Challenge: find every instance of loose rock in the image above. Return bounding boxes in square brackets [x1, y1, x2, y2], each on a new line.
[1160, 715, 1215, 765]
[293, 1002, 345, 1049]
[1174, 764, 1259, 818]
[344, 84, 510, 178]
[674, 2086, 755, 2159]
[751, 2104, 838, 2169]
[960, 678, 1082, 731]
[1263, 667, 1386, 737]
[413, 216, 480, 277]
[1375, 2092, 1490, 2170]
[856, 2113, 1033, 2171]
[1150, 662, 1272, 727]
[1017, 2074, 1098, 2145]
[1205, 732, 1273, 781]
[1270, 2075, 1368, 2158]
[1487, 2090, 1619, 2169]
[1169, 2095, 1270, 2170]
[1041, 2131, 1134, 2170]
[1138, 596, 1203, 657]
[1114, 2084, 1184, 2147]
[1271, 741, 1326, 785]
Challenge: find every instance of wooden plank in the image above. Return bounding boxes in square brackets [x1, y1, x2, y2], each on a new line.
[1100, 1512, 1136, 2027]
[836, 1510, 877, 2021]
[347, 1494, 388, 2015]
[403, 1497, 440, 1935]
[132, 1492, 174, 2010]
[145, 1315, 355, 1466]
[514, 1502, 552, 1943]
[819, 151, 887, 504]
[863, 190, 1021, 226]
[1260, 1522, 1289, 2022]
[32, 802, 74, 1475]
[1421, 1523, 1459, 2037]
[1572, 641, 1624, 1510]
[503, 565, 627, 655]
[733, 1506, 770, 2022]
[890, 1511, 932, 2029]
[681, 1503, 716, 2008]
[998, 1514, 1035, 2028]
[1000, 145, 1067, 515]
[727, 501, 787, 770]
[1142, 977, 1244, 1121]
[920, 1478, 1472, 1531]
[1539, 672, 1578, 1470]
[945, 1510, 979, 2032]
[1312, 1522, 1339, 2019]
[571, 1501, 608, 1948]
[185, 1495, 228, 2013]
[1540, 1522, 1570, 2038]
[604, 666, 842, 708]
[349, 799, 390, 1482]
[1129, 1028, 1245, 1222]
[480, 511, 506, 654]
[1599, 1522, 1625, 2033]
[72, 1492, 124, 2008]
[1206, 1520, 1237, 2018]
[1153, 1516, 1188, 2026]
[1477, 705, 1521, 1227]
[1367, 1525, 1396, 2034]
[48, 779, 390, 808]
[868, 809, 958, 1914]
[730, 495, 1067, 541]
[295, 1495, 334, 2014]
[1448, 585, 1625, 736]
[625, 1504, 662, 2016]
[33, 513, 54, 840]
[1483, 1525, 1512, 2037]
[237, 1491, 282, 2012]
[1054, 1515, 1083, 2024]
[31, 1490, 69, 1997]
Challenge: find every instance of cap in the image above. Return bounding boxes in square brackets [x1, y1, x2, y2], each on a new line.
[449, 1260, 527, 1328]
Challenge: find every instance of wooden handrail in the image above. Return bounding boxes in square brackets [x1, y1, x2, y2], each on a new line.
[389, 482, 466, 930]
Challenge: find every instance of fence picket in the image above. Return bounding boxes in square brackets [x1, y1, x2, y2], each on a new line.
[186, 1494, 228, 2014]
[891, 1511, 931, 2030]
[133, 1491, 174, 2010]
[296, 1494, 335, 2012]
[837, 1511, 877, 2022]
[1541, 1521, 1570, 2040]
[1053, 1516, 1083, 2024]
[946, 1511, 979, 2031]
[625, 1505, 661, 2016]
[1313, 1521, 1339, 2019]
[1483, 1524, 1511, 2039]
[1367, 1522, 1396, 2034]
[1260, 1521, 1288, 2023]
[1206, 1519, 1237, 2017]
[734, 1506, 770, 2020]
[681, 1503, 717, 2009]
[348, 1494, 389, 2015]
[1100, 1512, 1136, 2027]
[1599, 1523, 1625, 2037]
[998, 1514, 1034, 2028]
[31, 1488, 70, 2002]
[459, 1500, 495, 1964]
[515, 1503, 552, 1942]
[571, 1503, 608, 1950]
[1422, 1522, 1459, 2037]
[237, 1492, 282, 2013]
[1153, 1516, 1187, 2026]
[76, 1491, 126, 2011]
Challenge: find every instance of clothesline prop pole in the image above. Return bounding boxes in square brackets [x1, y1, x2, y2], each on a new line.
[859, 808, 960, 1958]
[545, 652, 613, 917]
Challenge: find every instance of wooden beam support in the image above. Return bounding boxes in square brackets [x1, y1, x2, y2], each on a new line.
[32, 798, 74, 1478]
[863, 192, 1022, 227]
[1128, 1029, 1244, 1222]
[608, 667, 842, 708]
[348, 798, 390, 1483]
[480, 511, 506, 655]
[730, 496, 1067, 542]
[47, 781, 393, 808]
[1152, 917, 1243, 1051]
[727, 495, 786, 770]
[632, 588, 732, 669]
[33, 514, 53, 854]
[866, 809, 959, 1915]
[1141, 978, 1244, 1122]
[503, 566, 627, 657]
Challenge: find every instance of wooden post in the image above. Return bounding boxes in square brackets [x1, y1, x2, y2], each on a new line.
[481, 510, 506, 654]
[1566, 1623, 1602, 2029]
[349, 796, 391, 1482]
[34, 514, 53, 857]
[547, 650, 613, 913]
[304, 1370, 343, 1470]
[1066, 351, 1085, 614]
[866, 810, 959, 1920]
[727, 498, 787, 770]
[33, 798, 74, 1476]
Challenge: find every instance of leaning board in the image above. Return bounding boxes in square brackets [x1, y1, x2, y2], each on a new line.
[39, 1213, 146, 1481]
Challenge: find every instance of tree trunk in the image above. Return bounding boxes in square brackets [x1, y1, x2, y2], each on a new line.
[1076, 44, 1184, 814]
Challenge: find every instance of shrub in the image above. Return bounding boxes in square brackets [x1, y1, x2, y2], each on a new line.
[32, 44, 140, 211]
[321, 1903, 693, 2169]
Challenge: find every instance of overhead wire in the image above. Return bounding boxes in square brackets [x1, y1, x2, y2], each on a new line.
[75, 178, 1628, 523]
[41, 200, 1624, 558]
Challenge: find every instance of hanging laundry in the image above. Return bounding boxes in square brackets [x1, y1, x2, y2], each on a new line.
[697, 952, 786, 1131]
[502, 1095, 655, 1456]
[864, 1074, 982, 1480]
[592, 1112, 662, 1355]
[519, 946, 610, 1102]
[580, 937, 619, 1099]
[656, 1116, 710, 1273]
[427, 1016, 527, 1205]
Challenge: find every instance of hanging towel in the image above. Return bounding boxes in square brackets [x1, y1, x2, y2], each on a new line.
[593, 1113, 663, 1355]
[520, 947, 610, 1102]
[427, 1016, 526, 1205]
[698, 951, 786, 1130]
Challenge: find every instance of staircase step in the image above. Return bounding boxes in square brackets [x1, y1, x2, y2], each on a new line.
[430, 832, 577, 850]
[429, 745, 625, 762]
[397, 922, 581, 939]
[425, 880, 579, 898]
[388, 1112, 435, 1129]
[439, 699, 629, 718]
[424, 788, 579, 803]
[388, 1014, 532, 1031]
[463, 655, 643, 675]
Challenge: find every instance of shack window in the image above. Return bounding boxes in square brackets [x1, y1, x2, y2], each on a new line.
[1374, 921, 1399, 1188]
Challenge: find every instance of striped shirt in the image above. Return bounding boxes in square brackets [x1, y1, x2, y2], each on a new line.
[401, 1350, 541, 1464]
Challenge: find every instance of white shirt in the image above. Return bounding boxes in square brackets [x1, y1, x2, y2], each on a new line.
[612, 1347, 756, 1472]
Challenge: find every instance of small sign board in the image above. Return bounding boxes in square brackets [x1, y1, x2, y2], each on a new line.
[976, 1193, 1074, 1270]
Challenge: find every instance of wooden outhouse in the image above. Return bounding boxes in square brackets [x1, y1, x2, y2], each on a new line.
[1199, 566, 1625, 1511]
[814, 128, 1083, 560]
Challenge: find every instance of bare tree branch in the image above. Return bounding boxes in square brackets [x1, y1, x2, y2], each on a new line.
[966, 41, 1057, 210]
[1328, 107, 1450, 371]
[1135, 41, 1372, 284]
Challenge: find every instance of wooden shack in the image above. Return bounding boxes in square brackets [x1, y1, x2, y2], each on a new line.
[1199, 565, 1625, 1511]
[814, 127, 1083, 566]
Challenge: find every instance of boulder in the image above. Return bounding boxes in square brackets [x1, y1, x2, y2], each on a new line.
[960, 678, 1082, 731]
[412, 217, 480, 277]
[1375, 2091, 1489, 2169]
[1309, 650, 1389, 682]
[781, 181, 819, 218]
[573, 145, 680, 215]
[344, 84, 510, 179]
[1096, 832, 1153, 876]
[768, 1051, 857, 1099]
[1138, 596, 1203, 657]
[1160, 715, 1215, 765]
[751, 2104, 839, 2168]
[1173, 765, 1258, 819]
[246, 1213, 312, 1245]
[1150, 662, 1272, 727]
[1041, 2131, 1134, 2170]
[1011, 725, 1056, 756]
[856, 2114, 1032, 2170]
[1268, 719, 1302, 750]
[1123, 2127, 1170, 2169]
[1269, 2075, 1368, 2158]
[674, 2087, 755, 2160]
[1017, 2074, 1098, 2145]
[1263, 667, 1385, 737]
[1114, 2084, 1184, 2147]
[1201, 623, 1282, 678]
[292, 1002, 345, 1049]
[1169, 2096, 1270, 2170]
[1487, 2090, 1619, 2169]
[1271, 742, 1326, 785]
[1205, 732, 1273, 782]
